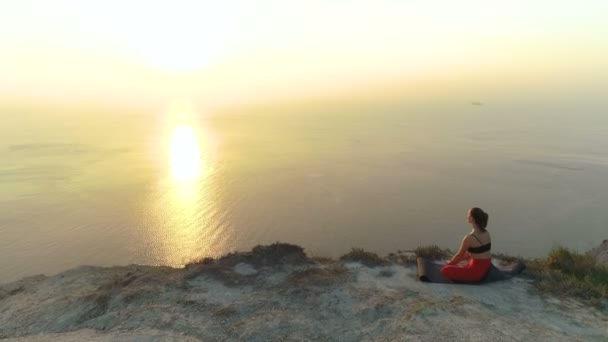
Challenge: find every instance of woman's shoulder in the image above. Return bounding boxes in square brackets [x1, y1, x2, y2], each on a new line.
[476, 231, 491, 242]
[463, 233, 477, 242]
[467, 231, 491, 241]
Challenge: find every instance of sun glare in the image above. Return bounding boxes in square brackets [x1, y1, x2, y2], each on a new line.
[113, 3, 234, 72]
[170, 125, 201, 182]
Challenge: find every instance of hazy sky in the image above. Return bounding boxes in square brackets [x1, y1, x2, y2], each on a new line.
[1, 0, 607, 107]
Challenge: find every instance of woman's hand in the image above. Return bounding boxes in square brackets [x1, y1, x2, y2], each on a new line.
[446, 256, 462, 266]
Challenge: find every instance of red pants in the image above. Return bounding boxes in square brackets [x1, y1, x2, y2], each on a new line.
[441, 258, 491, 282]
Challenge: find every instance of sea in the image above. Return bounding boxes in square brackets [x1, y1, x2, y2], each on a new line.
[1, 91, 607, 283]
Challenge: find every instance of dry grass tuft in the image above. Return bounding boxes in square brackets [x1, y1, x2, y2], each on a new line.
[340, 248, 388, 267]
[386, 251, 417, 265]
[413, 245, 451, 260]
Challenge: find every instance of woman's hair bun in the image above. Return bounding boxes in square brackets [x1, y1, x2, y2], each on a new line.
[470, 207, 489, 230]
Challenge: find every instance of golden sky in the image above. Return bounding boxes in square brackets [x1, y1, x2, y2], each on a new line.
[1, 0, 607, 108]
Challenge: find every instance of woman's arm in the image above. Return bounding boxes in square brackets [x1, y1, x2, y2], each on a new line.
[446, 236, 470, 265]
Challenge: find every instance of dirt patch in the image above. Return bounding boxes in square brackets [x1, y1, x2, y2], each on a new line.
[183, 264, 253, 287]
[281, 264, 351, 287]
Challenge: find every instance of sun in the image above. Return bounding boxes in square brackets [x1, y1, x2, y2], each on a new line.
[111, 2, 235, 72]
[132, 29, 223, 72]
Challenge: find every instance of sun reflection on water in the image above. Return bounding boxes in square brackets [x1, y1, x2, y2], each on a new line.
[143, 100, 228, 267]
[170, 125, 202, 183]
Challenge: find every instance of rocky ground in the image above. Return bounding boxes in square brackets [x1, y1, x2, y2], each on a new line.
[1, 244, 607, 341]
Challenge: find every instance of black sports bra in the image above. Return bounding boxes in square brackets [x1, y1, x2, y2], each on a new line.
[467, 233, 491, 254]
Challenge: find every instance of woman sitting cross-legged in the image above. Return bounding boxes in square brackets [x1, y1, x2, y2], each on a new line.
[441, 207, 492, 282]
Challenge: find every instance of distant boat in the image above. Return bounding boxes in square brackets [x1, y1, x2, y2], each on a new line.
[471, 101, 483, 106]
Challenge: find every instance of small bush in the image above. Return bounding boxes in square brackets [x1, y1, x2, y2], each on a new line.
[250, 242, 309, 266]
[340, 248, 387, 267]
[414, 245, 451, 260]
[185, 257, 215, 268]
[186, 243, 311, 269]
[527, 246, 608, 306]
[545, 247, 599, 280]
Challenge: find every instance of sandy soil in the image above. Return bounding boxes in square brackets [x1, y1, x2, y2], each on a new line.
[1, 254, 606, 342]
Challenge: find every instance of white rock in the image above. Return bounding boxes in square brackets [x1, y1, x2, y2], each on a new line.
[588, 239, 608, 266]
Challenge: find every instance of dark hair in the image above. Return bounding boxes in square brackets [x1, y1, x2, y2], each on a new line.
[470, 207, 489, 231]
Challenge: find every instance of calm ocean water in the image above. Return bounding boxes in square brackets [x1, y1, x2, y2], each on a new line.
[1, 95, 607, 283]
